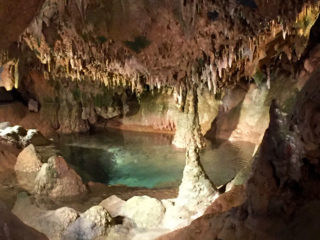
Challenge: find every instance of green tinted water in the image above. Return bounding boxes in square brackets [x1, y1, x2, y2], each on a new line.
[56, 129, 255, 188]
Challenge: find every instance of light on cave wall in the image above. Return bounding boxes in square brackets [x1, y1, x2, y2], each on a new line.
[0, 60, 19, 91]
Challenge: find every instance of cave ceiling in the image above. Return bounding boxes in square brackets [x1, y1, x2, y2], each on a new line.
[0, 0, 319, 94]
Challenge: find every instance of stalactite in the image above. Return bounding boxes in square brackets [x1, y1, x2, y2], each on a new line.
[210, 64, 217, 95]
[48, 56, 51, 73]
[178, 85, 183, 106]
[222, 54, 228, 69]
[228, 50, 233, 68]
[267, 67, 271, 89]
[191, 0, 197, 27]
[207, 71, 212, 92]
[13, 0, 319, 104]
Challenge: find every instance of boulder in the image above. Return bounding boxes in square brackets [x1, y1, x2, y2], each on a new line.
[120, 196, 166, 229]
[99, 195, 125, 217]
[15, 144, 42, 173]
[34, 156, 87, 198]
[12, 192, 79, 240]
[62, 206, 113, 240]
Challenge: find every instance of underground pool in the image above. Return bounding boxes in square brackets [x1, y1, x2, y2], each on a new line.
[56, 128, 256, 189]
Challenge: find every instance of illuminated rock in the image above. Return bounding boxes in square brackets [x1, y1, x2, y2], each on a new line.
[120, 196, 165, 229]
[63, 206, 113, 240]
[34, 156, 87, 198]
[15, 144, 42, 173]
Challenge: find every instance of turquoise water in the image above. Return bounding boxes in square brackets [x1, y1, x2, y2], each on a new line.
[56, 129, 255, 188]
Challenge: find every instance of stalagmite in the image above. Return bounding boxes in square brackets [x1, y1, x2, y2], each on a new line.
[175, 86, 218, 212]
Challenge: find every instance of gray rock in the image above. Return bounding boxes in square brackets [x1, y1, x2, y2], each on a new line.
[99, 195, 125, 217]
[0, 199, 48, 240]
[63, 206, 113, 240]
[34, 156, 87, 198]
[12, 193, 79, 240]
[120, 196, 166, 229]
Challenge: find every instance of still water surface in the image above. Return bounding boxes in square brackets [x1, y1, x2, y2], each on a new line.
[56, 129, 255, 188]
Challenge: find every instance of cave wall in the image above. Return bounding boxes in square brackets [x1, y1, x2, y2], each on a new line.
[0, 0, 318, 142]
[158, 42, 320, 240]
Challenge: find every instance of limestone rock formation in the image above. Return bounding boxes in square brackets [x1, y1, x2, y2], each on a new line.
[0, 124, 87, 199]
[177, 88, 217, 205]
[62, 206, 113, 240]
[0, 61, 18, 91]
[12, 192, 79, 240]
[15, 144, 44, 191]
[34, 155, 87, 198]
[15, 144, 42, 173]
[99, 195, 125, 218]
[172, 89, 206, 149]
[176, 145, 217, 211]
[157, 60, 320, 240]
[13, 192, 115, 240]
[0, 200, 48, 240]
[163, 87, 218, 230]
[120, 196, 166, 229]
[0, 125, 50, 148]
[0, 1, 320, 240]
[0, 0, 317, 137]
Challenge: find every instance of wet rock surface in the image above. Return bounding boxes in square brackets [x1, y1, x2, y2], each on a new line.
[0, 200, 48, 240]
[158, 62, 320, 240]
[15, 144, 42, 173]
[0, 1, 320, 240]
[12, 192, 115, 240]
[0, 0, 318, 136]
[63, 206, 113, 240]
[99, 195, 125, 218]
[13, 193, 78, 240]
[120, 196, 166, 229]
[0, 125, 50, 148]
[0, 124, 87, 200]
[34, 155, 87, 198]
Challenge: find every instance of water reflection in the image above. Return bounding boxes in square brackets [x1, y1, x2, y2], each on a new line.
[56, 129, 255, 188]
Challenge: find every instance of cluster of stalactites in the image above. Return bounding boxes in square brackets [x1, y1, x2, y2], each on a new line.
[19, 0, 151, 95]
[0, 59, 19, 91]
[198, 1, 320, 95]
[23, 0, 88, 40]
[17, 0, 320, 99]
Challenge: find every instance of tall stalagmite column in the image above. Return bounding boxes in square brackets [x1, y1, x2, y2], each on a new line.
[176, 86, 218, 213]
